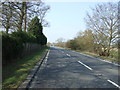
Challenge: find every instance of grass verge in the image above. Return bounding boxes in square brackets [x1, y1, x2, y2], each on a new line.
[2, 46, 49, 89]
[75, 50, 119, 64]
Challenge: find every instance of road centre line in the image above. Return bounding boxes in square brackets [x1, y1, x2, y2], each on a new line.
[66, 54, 71, 57]
[43, 49, 120, 88]
[78, 61, 93, 71]
[107, 79, 120, 88]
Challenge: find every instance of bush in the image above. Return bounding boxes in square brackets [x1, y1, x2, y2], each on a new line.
[27, 33, 37, 43]
[66, 39, 79, 50]
[11, 31, 30, 43]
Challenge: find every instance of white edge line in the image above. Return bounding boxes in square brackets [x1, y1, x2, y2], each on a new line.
[44, 50, 50, 63]
[46, 50, 50, 57]
[107, 79, 120, 88]
[99, 59, 120, 67]
[73, 51, 120, 67]
[78, 61, 93, 71]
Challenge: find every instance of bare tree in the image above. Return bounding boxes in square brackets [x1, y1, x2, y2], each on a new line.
[1, 2, 14, 33]
[28, 2, 50, 27]
[118, 1, 120, 49]
[1, 1, 50, 32]
[10, 2, 28, 31]
[55, 38, 66, 47]
[14, 1, 50, 31]
[85, 2, 118, 56]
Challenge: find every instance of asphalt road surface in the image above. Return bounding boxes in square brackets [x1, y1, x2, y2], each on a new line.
[29, 47, 120, 88]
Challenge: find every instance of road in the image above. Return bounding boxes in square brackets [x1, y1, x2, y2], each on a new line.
[29, 47, 120, 88]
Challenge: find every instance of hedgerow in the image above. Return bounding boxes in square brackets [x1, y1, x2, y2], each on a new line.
[2, 16, 47, 65]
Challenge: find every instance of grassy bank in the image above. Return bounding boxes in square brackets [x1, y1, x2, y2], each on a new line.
[75, 50, 119, 64]
[62, 46, 118, 63]
[2, 46, 49, 89]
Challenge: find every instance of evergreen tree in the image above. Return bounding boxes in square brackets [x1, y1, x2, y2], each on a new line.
[28, 16, 47, 45]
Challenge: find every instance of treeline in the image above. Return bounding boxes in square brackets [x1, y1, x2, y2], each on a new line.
[66, 30, 117, 57]
[56, 2, 119, 58]
[66, 30, 94, 52]
[1, 1, 49, 64]
[1, 2, 50, 33]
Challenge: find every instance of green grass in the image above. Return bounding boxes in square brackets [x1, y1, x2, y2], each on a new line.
[2, 46, 49, 89]
[75, 50, 119, 63]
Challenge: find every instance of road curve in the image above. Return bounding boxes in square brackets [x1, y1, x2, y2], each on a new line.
[29, 47, 120, 88]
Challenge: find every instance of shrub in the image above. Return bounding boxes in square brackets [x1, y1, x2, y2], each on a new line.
[66, 39, 79, 50]
[11, 31, 29, 43]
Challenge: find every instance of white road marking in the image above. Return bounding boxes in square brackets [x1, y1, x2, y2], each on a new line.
[72, 51, 120, 67]
[98, 59, 120, 67]
[44, 58, 47, 63]
[46, 50, 50, 57]
[78, 61, 93, 71]
[44, 50, 50, 63]
[107, 79, 120, 88]
[66, 54, 71, 57]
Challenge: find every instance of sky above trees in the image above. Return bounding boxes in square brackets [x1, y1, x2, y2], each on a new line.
[43, 1, 117, 43]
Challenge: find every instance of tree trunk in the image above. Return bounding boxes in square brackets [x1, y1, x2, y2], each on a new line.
[24, 2, 27, 32]
[6, 18, 10, 34]
[18, 2, 25, 31]
[6, 26, 9, 34]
